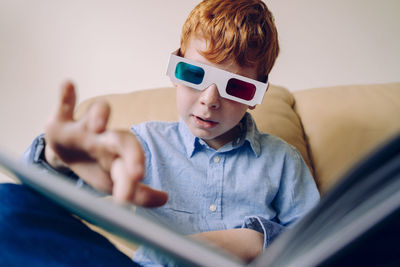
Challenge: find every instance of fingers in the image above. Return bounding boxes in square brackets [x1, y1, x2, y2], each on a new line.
[131, 183, 168, 207]
[57, 81, 76, 122]
[106, 132, 145, 200]
[45, 81, 76, 151]
[106, 133, 168, 207]
[111, 158, 168, 207]
[47, 81, 168, 208]
[51, 80, 110, 133]
[110, 157, 142, 203]
[86, 100, 110, 133]
[71, 161, 114, 194]
[46, 81, 78, 147]
[94, 130, 143, 172]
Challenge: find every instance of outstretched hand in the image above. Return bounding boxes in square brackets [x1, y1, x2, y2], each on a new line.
[44, 81, 168, 207]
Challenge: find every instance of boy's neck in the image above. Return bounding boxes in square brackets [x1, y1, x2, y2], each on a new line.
[202, 122, 244, 150]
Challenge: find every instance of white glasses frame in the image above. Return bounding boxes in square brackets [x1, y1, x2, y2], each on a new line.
[166, 51, 269, 106]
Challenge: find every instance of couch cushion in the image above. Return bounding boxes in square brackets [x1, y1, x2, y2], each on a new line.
[76, 85, 313, 174]
[75, 87, 179, 129]
[293, 82, 400, 194]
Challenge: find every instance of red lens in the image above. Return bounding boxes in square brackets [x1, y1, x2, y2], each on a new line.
[226, 78, 256, 101]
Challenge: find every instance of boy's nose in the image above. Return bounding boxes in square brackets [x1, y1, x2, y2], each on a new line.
[199, 84, 221, 109]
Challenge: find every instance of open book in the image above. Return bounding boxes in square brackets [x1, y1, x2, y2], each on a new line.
[0, 133, 399, 267]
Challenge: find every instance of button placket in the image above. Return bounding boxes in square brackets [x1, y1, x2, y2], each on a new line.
[204, 153, 224, 222]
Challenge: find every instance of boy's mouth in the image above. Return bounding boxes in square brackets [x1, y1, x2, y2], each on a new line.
[193, 115, 218, 128]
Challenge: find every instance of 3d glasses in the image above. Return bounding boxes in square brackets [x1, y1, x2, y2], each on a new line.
[166, 51, 269, 106]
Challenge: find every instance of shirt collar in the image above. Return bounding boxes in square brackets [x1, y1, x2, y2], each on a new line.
[242, 112, 261, 157]
[178, 119, 198, 157]
[178, 113, 262, 158]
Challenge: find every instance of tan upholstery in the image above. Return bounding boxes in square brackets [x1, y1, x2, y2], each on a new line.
[75, 87, 179, 129]
[293, 83, 400, 193]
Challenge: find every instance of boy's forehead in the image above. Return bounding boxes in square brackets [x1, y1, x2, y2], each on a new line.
[183, 38, 258, 80]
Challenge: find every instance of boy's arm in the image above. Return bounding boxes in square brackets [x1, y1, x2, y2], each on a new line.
[191, 217, 285, 262]
[273, 147, 320, 226]
[191, 228, 263, 262]
[31, 81, 168, 207]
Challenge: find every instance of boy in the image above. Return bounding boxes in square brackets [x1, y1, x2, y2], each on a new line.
[0, 0, 319, 266]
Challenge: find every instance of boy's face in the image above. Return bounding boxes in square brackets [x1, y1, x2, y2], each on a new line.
[174, 38, 258, 150]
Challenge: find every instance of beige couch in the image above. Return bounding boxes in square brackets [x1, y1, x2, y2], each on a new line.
[2, 82, 400, 257]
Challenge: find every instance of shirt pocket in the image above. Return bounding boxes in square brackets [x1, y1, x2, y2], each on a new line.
[161, 198, 200, 234]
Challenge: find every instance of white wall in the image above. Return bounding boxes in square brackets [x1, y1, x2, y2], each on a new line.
[0, 0, 399, 155]
[268, 0, 400, 90]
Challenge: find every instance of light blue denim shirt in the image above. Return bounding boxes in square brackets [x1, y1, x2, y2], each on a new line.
[23, 113, 319, 267]
[131, 113, 320, 266]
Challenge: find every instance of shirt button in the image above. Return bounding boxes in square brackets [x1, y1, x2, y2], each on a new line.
[209, 204, 217, 212]
[213, 156, 220, 163]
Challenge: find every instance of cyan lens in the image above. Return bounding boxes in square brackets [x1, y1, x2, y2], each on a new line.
[175, 62, 205, 85]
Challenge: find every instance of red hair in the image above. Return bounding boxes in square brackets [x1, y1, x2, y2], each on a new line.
[180, 0, 279, 81]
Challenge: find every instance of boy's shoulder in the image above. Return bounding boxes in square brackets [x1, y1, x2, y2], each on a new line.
[250, 125, 303, 164]
[257, 131, 300, 156]
[253, 130, 312, 178]
[247, 114, 300, 156]
[258, 131, 295, 150]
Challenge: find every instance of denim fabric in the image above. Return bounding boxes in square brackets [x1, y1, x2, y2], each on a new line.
[21, 134, 104, 196]
[0, 183, 139, 267]
[242, 216, 285, 250]
[131, 113, 320, 266]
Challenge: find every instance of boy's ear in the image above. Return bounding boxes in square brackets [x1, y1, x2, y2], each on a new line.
[248, 105, 256, 110]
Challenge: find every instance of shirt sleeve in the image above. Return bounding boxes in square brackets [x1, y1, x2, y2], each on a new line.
[241, 216, 286, 250]
[241, 143, 320, 251]
[22, 134, 69, 174]
[21, 134, 99, 193]
[272, 147, 320, 226]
